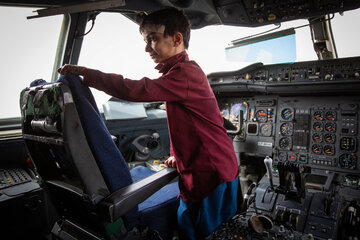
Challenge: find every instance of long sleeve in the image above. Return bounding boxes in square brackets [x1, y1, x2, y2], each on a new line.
[82, 66, 192, 103]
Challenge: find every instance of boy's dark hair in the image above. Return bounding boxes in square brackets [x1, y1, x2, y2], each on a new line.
[139, 7, 191, 49]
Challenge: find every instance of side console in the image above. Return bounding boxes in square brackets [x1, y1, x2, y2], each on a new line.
[0, 138, 50, 239]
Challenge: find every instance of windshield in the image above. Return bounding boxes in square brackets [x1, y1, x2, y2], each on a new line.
[0, 7, 62, 119]
[78, 10, 357, 108]
[331, 9, 360, 58]
[1, 7, 359, 118]
[78, 13, 320, 108]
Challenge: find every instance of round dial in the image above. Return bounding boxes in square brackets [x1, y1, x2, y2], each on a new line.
[324, 133, 336, 143]
[260, 123, 272, 136]
[338, 153, 357, 169]
[313, 122, 323, 131]
[323, 145, 335, 155]
[325, 111, 336, 121]
[278, 152, 287, 161]
[325, 122, 336, 132]
[312, 144, 322, 154]
[256, 109, 267, 122]
[281, 108, 294, 121]
[279, 137, 291, 149]
[312, 133, 322, 142]
[280, 122, 293, 136]
[313, 111, 323, 120]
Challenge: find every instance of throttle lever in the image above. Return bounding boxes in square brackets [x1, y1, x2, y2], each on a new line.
[264, 156, 274, 190]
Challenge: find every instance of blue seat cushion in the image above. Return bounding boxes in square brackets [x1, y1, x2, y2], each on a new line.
[130, 166, 180, 239]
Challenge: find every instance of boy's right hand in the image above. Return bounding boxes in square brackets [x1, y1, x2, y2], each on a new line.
[165, 156, 177, 168]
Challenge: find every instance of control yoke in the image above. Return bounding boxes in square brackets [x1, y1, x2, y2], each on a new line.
[132, 133, 160, 161]
[227, 110, 244, 135]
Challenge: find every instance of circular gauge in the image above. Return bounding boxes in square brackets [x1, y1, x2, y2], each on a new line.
[312, 133, 322, 142]
[324, 133, 336, 143]
[338, 153, 357, 169]
[313, 111, 323, 120]
[260, 123, 272, 136]
[311, 144, 322, 154]
[278, 152, 287, 161]
[323, 145, 335, 155]
[325, 111, 336, 121]
[281, 108, 294, 121]
[313, 122, 323, 131]
[325, 122, 336, 132]
[256, 109, 267, 122]
[280, 122, 293, 136]
[279, 137, 291, 149]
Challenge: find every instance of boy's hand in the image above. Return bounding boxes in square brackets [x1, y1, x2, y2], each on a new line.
[165, 156, 177, 168]
[58, 64, 86, 76]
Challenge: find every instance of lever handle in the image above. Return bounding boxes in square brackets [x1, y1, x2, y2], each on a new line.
[264, 156, 274, 190]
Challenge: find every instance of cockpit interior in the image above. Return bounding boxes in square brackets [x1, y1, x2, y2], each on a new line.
[0, 0, 360, 240]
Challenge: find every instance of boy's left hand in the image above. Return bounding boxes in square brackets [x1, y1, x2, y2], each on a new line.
[58, 64, 86, 76]
[165, 156, 177, 168]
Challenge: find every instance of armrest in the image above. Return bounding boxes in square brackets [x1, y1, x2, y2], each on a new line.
[98, 167, 178, 222]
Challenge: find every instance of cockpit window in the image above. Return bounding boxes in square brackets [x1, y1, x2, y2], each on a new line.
[331, 9, 360, 58]
[0, 7, 62, 118]
[1, 7, 359, 119]
[79, 13, 320, 108]
[78, 13, 159, 109]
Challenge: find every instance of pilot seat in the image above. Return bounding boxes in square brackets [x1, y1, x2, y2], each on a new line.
[19, 75, 180, 240]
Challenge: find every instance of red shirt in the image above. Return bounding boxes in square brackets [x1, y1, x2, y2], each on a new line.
[82, 51, 239, 202]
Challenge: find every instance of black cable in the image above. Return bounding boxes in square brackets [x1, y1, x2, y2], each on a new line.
[242, 182, 257, 210]
[77, 13, 97, 38]
[231, 24, 281, 44]
[294, 13, 335, 30]
[82, 18, 95, 36]
[83, 18, 95, 36]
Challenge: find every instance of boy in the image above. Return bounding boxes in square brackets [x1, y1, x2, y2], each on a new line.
[58, 7, 239, 239]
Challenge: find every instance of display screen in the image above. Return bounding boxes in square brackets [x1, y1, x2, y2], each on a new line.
[305, 174, 327, 185]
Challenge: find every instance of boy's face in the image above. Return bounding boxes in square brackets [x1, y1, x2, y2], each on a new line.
[142, 24, 183, 64]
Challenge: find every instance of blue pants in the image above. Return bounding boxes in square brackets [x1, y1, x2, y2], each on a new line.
[177, 178, 239, 239]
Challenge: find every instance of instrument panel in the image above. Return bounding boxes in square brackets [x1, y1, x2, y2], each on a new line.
[213, 57, 360, 240]
[219, 94, 360, 174]
[218, 94, 360, 239]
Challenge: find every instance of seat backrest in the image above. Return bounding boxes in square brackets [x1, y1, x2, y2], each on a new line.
[20, 75, 138, 232]
[58, 75, 134, 193]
